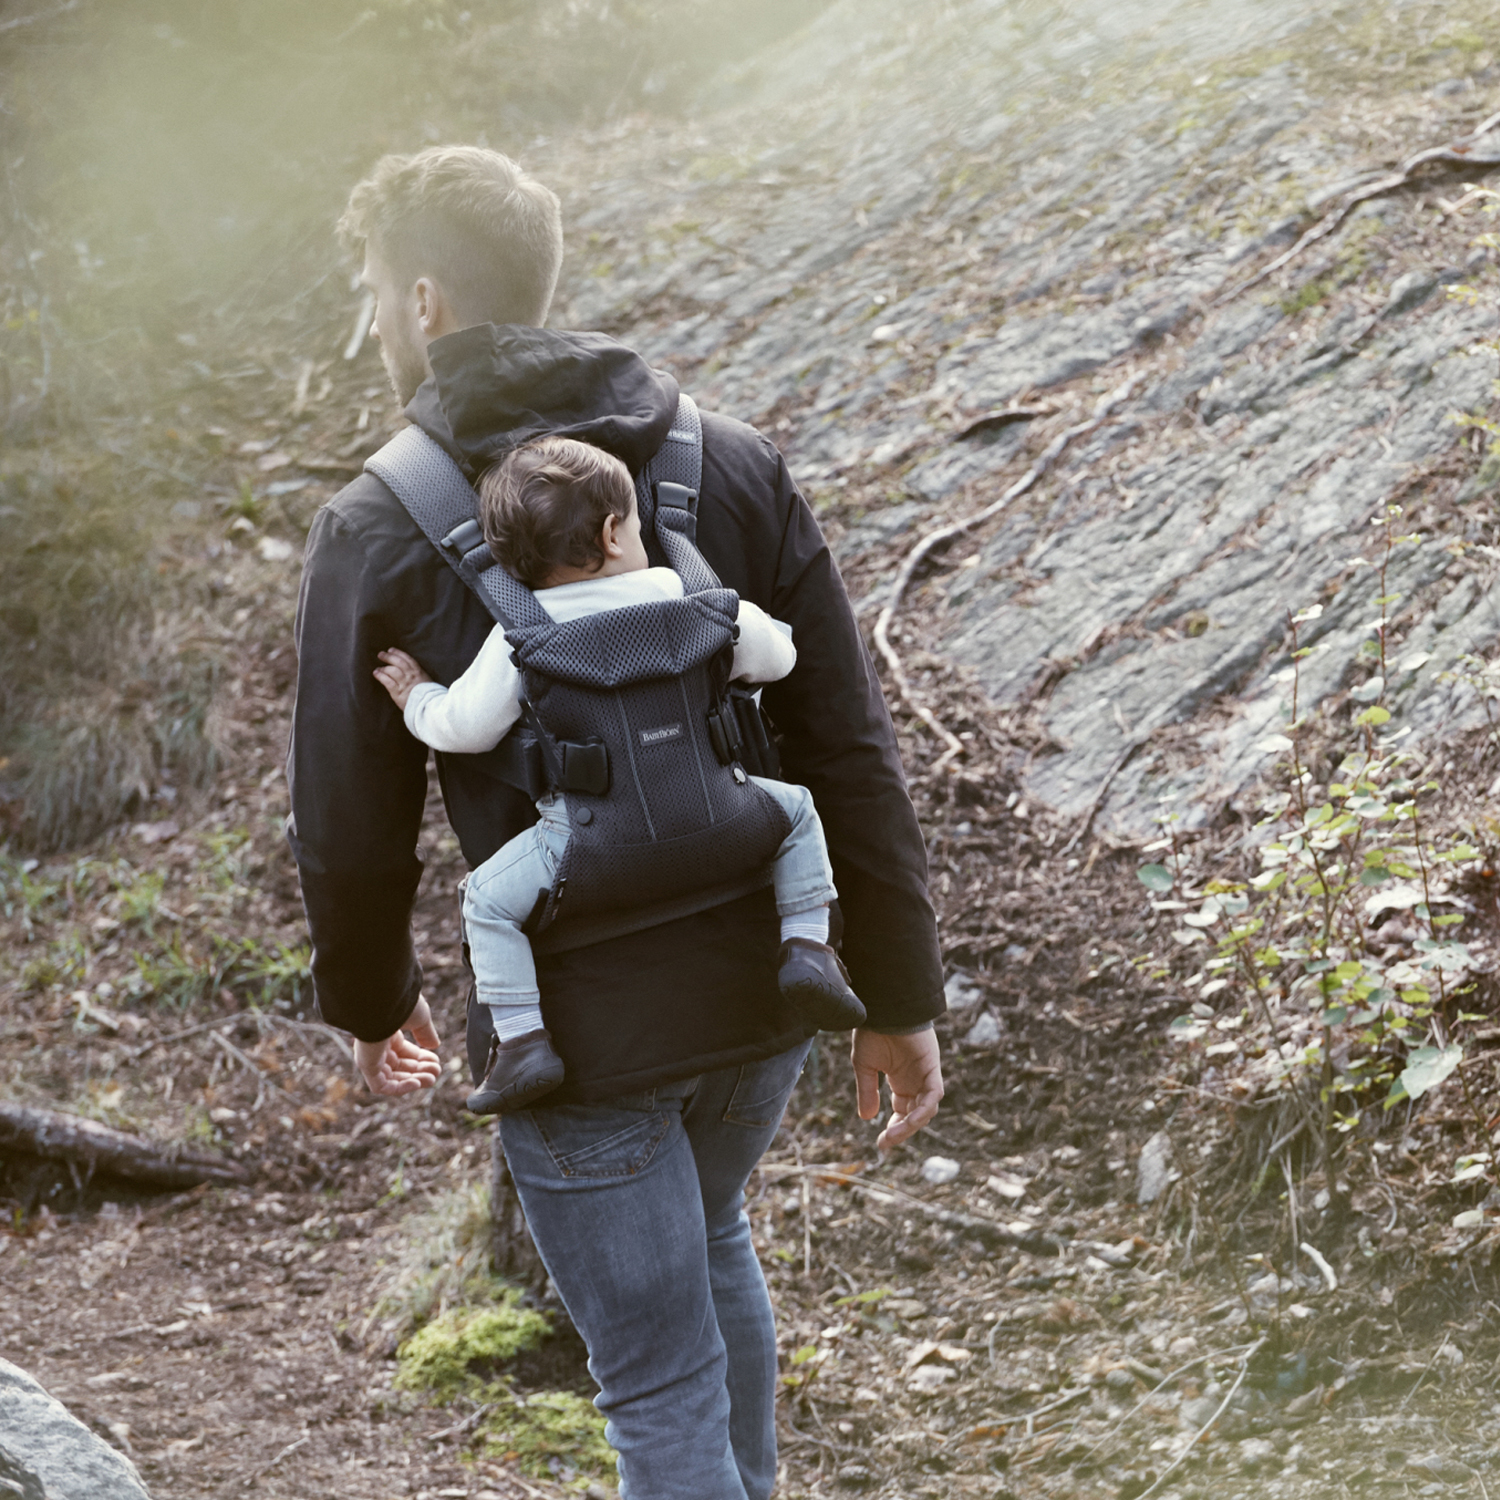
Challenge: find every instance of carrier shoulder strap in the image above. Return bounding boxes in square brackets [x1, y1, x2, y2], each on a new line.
[365, 426, 554, 800]
[634, 394, 721, 594]
[365, 426, 550, 633]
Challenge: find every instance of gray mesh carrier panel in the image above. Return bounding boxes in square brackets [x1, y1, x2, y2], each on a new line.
[366, 400, 793, 955]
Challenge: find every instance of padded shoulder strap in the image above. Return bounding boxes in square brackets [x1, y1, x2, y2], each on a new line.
[636, 393, 722, 595]
[364, 427, 552, 800]
[366, 426, 550, 632]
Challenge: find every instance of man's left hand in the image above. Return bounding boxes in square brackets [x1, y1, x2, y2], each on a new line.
[354, 996, 442, 1096]
[851, 1026, 943, 1154]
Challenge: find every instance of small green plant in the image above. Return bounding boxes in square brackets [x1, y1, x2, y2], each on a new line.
[0, 853, 62, 938]
[200, 828, 253, 892]
[114, 868, 165, 933]
[226, 479, 262, 523]
[219, 935, 312, 1009]
[19, 929, 90, 992]
[1140, 507, 1485, 1184]
[126, 935, 215, 1009]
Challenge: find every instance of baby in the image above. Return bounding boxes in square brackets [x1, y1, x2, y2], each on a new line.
[374, 435, 864, 1114]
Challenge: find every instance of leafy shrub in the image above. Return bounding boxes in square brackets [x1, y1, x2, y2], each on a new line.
[1139, 508, 1488, 1189]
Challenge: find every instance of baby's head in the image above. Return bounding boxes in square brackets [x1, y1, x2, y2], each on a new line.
[478, 435, 646, 589]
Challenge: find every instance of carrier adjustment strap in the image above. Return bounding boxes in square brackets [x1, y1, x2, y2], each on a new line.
[654, 481, 722, 593]
[635, 392, 704, 563]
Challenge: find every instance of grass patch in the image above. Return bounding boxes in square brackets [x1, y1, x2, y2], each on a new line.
[0, 456, 220, 853]
[118, 929, 311, 1012]
[366, 1184, 501, 1343]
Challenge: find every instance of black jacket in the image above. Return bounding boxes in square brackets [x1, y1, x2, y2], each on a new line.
[286, 324, 944, 1099]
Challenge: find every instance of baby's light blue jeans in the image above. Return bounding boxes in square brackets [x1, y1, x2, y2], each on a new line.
[462, 778, 837, 1011]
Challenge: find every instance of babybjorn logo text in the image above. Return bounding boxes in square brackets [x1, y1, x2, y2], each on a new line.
[639, 723, 684, 746]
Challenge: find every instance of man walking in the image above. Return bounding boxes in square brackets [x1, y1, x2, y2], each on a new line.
[287, 145, 945, 1500]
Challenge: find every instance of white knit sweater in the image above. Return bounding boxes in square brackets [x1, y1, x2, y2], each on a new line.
[403, 565, 796, 755]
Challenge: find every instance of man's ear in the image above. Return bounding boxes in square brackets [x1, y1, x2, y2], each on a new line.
[413, 276, 460, 341]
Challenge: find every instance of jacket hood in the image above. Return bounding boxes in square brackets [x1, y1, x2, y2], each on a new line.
[406, 324, 680, 480]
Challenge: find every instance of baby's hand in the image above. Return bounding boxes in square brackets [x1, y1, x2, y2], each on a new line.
[374, 648, 432, 711]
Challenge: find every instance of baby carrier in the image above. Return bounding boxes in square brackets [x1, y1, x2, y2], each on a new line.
[366, 395, 793, 955]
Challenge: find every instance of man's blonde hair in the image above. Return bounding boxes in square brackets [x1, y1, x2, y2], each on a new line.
[339, 146, 563, 328]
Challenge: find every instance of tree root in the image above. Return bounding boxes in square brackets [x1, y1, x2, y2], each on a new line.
[872, 375, 1142, 767]
[1214, 107, 1500, 308]
[0, 1101, 248, 1191]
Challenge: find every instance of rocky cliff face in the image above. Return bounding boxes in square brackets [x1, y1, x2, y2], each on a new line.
[535, 0, 1500, 837]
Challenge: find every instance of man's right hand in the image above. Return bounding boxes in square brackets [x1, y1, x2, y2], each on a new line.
[354, 995, 442, 1096]
[851, 1026, 944, 1154]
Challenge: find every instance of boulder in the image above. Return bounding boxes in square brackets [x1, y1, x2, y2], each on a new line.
[0, 1360, 151, 1500]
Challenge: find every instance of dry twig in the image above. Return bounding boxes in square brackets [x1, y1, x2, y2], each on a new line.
[1133, 1337, 1266, 1500]
[211, 1029, 292, 1102]
[243, 1431, 309, 1486]
[1214, 108, 1500, 307]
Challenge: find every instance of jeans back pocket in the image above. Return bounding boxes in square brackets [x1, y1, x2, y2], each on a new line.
[537, 1103, 672, 1179]
[723, 1042, 810, 1129]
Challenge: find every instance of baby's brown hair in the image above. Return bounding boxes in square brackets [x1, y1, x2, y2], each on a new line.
[478, 436, 635, 589]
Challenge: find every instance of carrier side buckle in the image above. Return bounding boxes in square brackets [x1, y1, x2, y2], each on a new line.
[706, 704, 744, 766]
[558, 739, 611, 796]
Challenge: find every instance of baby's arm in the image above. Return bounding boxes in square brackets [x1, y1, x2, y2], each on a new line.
[374, 626, 525, 755]
[731, 600, 797, 684]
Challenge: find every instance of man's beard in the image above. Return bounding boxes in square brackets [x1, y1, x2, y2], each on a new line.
[380, 328, 431, 408]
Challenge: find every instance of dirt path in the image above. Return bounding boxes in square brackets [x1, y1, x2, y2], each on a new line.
[5, 610, 1500, 1497]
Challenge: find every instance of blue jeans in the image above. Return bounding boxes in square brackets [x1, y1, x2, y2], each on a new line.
[466, 781, 837, 1011]
[498, 1039, 813, 1500]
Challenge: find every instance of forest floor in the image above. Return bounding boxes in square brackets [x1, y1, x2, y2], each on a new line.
[5, 349, 1500, 1500]
[11, 8, 1500, 1494]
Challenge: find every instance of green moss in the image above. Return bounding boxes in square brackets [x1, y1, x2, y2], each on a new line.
[478, 1388, 615, 1483]
[391, 1290, 614, 1484]
[1280, 275, 1333, 315]
[394, 1297, 552, 1400]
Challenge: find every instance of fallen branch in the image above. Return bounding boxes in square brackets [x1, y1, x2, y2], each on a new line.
[1060, 737, 1148, 855]
[758, 1162, 1062, 1254]
[0, 1102, 247, 1190]
[1214, 108, 1500, 307]
[872, 375, 1141, 766]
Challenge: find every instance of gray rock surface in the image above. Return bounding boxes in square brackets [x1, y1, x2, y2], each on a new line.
[0, 1359, 150, 1500]
[535, 0, 1500, 834]
[1136, 1130, 1175, 1205]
